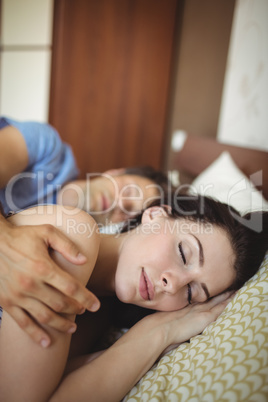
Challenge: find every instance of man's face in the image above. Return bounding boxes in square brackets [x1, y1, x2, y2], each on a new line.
[87, 173, 163, 225]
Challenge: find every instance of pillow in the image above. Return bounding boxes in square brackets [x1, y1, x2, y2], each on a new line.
[189, 151, 268, 214]
[124, 253, 268, 401]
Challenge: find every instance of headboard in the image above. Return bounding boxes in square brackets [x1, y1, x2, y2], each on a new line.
[167, 134, 268, 200]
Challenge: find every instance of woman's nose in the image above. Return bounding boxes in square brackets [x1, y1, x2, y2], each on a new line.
[161, 270, 193, 293]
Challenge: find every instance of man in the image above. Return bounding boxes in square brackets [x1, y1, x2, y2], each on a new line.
[57, 166, 168, 228]
[0, 117, 168, 224]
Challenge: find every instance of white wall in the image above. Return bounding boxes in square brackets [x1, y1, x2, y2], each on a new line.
[0, 0, 53, 122]
[217, 0, 268, 151]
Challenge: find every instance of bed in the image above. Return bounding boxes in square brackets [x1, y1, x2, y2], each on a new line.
[123, 137, 268, 401]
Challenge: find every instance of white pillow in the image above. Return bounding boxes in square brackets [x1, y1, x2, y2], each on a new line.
[190, 151, 268, 214]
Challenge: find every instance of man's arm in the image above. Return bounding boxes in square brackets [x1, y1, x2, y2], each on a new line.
[0, 124, 29, 188]
[0, 210, 100, 347]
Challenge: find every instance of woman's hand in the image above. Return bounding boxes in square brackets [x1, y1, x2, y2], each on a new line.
[0, 217, 100, 347]
[139, 291, 233, 351]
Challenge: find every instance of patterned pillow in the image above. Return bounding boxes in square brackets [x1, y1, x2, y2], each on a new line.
[124, 254, 268, 401]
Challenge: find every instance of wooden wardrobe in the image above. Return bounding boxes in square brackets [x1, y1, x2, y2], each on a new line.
[49, 0, 235, 177]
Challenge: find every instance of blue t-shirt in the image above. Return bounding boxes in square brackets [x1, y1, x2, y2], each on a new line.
[0, 117, 79, 215]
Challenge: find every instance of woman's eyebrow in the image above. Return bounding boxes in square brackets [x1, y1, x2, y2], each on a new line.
[191, 234, 204, 267]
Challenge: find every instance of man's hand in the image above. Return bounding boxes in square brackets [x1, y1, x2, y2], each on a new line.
[0, 217, 100, 347]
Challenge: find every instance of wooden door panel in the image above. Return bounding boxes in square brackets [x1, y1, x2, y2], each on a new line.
[49, 0, 178, 176]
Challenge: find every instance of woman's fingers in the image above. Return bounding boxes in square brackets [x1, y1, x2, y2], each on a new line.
[188, 291, 234, 313]
[201, 291, 234, 309]
[208, 292, 235, 318]
[140, 291, 236, 352]
[162, 291, 235, 346]
[188, 292, 233, 330]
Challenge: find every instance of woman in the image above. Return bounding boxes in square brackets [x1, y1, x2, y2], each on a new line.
[0, 195, 267, 401]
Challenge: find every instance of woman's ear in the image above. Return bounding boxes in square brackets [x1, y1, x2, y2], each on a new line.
[141, 206, 171, 223]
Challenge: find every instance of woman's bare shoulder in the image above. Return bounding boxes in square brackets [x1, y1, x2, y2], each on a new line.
[9, 205, 100, 253]
[9, 205, 100, 277]
[10, 205, 94, 227]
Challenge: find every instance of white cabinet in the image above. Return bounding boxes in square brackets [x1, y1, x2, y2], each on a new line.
[0, 0, 54, 122]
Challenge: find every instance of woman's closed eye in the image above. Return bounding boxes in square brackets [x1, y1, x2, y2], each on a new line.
[178, 242, 192, 304]
[187, 283, 192, 304]
[178, 242, 186, 264]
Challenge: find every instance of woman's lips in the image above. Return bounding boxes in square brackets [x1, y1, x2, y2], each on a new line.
[139, 268, 154, 301]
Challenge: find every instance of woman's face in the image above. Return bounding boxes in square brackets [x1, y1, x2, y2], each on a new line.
[115, 206, 236, 311]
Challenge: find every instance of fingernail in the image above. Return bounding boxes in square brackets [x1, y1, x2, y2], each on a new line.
[67, 325, 77, 334]
[40, 338, 50, 348]
[89, 301, 100, 312]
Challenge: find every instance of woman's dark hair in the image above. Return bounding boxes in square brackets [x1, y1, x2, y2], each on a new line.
[121, 194, 268, 292]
